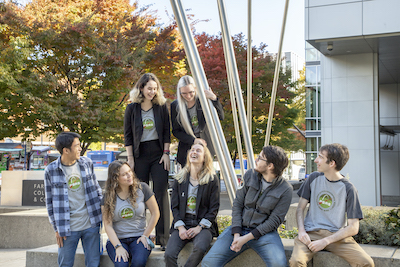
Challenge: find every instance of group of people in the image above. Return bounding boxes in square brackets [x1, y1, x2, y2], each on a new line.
[44, 72, 375, 267]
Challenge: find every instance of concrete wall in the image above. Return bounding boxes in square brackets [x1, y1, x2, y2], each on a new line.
[1, 169, 107, 206]
[379, 83, 400, 196]
[320, 53, 380, 206]
[305, 0, 400, 40]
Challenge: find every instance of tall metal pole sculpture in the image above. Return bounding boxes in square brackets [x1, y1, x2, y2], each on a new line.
[247, 0, 252, 138]
[264, 0, 290, 146]
[217, 0, 255, 170]
[170, 0, 238, 204]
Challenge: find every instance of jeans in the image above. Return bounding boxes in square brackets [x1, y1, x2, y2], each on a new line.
[202, 226, 288, 267]
[106, 237, 151, 267]
[58, 226, 100, 267]
[135, 140, 170, 246]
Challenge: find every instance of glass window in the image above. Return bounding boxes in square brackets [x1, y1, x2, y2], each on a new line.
[305, 66, 317, 85]
[306, 87, 317, 117]
[306, 138, 317, 151]
[306, 119, 317, 130]
[306, 153, 317, 174]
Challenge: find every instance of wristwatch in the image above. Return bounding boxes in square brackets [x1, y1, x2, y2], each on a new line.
[198, 224, 204, 229]
[115, 243, 122, 249]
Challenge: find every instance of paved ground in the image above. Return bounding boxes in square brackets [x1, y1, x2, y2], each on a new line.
[0, 179, 301, 267]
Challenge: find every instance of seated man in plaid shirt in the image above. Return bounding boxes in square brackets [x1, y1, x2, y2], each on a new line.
[44, 132, 103, 267]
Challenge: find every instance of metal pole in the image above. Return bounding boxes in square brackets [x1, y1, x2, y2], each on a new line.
[264, 0, 290, 146]
[247, 0, 252, 138]
[217, 0, 255, 169]
[170, 0, 238, 205]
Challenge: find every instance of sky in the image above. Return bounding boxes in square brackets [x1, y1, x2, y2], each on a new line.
[16, 0, 305, 57]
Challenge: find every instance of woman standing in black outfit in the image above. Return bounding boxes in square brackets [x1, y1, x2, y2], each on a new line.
[124, 73, 170, 249]
[171, 75, 224, 167]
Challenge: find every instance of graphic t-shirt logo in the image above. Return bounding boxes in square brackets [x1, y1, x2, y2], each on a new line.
[143, 118, 155, 131]
[68, 176, 81, 191]
[191, 115, 199, 127]
[316, 191, 335, 211]
[187, 196, 196, 212]
[120, 207, 134, 219]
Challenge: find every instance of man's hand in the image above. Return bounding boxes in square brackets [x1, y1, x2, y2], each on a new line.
[55, 232, 66, 248]
[298, 230, 311, 246]
[308, 238, 329, 252]
[230, 233, 246, 252]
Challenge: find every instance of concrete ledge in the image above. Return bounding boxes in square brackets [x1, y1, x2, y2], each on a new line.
[26, 238, 400, 267]
[0, 208, 55, 249]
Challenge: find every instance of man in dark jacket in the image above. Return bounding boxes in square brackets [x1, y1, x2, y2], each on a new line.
[202, 145, 293, 267]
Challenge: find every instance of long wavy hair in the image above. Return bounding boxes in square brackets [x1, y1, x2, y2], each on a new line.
[175, 143, 215, 185]
[103, 160, 141, 223]
[176, 75, 197, 138]
[130, 73, 166, 105]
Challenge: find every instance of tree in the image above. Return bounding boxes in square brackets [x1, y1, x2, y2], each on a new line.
[0, 0, 184, 153]
[194, 32, 305, 157]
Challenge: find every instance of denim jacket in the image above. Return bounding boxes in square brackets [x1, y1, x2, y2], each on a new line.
[44, 156, 102, 237]
[231, 169, 293, 239]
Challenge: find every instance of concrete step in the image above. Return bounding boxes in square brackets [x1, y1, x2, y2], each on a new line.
[26, 238, 400, 267]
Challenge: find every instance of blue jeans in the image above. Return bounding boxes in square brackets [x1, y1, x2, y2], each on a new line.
[58, 226, 100, 267]
[106, 237, 151, 267]
[202, 226, 288, 267]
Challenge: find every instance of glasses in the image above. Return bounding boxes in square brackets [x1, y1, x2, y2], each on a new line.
[181, 91, 195, 96]
[257, 155, 268, 162]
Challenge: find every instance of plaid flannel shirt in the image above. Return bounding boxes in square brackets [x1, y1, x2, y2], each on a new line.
[44, 156, 103, 237]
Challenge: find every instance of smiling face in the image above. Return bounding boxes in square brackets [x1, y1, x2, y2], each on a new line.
[314, 150, 332, 173]
[64, 137, 82, 162]
[117, 164, 134, 188]
[180, 84, 196, 103]
[189, 144, 205, 165]
[141, 80, 158, 102]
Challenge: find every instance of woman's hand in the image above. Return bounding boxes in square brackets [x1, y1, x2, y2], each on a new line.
[127, 157, 135, 170]
[186, 225, 202, 239]
[159, 153, 170, 171]
[204, 88, 217, 101]
[137, 235, 151, 250]
[115, 246, 129, 262]
[178, 226, 189, 240]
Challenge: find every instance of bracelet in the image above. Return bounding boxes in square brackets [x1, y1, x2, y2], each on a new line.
[163, 150, 170, 155]
[115, 243, 122, 249]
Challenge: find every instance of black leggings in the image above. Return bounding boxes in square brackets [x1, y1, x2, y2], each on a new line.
[134, 140, 170, 246]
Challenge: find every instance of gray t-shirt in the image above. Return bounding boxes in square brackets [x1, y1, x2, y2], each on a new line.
[297, 172, 363, 233]
[62, 162, 91, 231]
[140, 108, 159, 142]
[188, 105, 200, 137]
[186, 182, 199, 215]
[111, 183, 154, 239]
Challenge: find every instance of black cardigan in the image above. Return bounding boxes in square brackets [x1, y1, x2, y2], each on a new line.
[170, 174, 220, 237]
[171, 98, 224, 165]
[124, 102, 171, 158]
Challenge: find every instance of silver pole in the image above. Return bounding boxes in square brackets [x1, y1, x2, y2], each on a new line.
[264, 0, 290, 146]
[217, 0, 255, 169]
[247, 0, 252, 138]
[170, 0, 238, 205]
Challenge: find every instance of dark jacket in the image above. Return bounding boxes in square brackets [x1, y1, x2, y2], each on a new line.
[124, 102, 171, 158]
[170, 174, 220, 237]
[171, 98, 224, 165]
[231, 169, 293, 240]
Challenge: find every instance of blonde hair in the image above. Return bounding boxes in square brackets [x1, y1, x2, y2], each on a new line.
[130, 73, 166, 105]
[175, 143, 215, 185]
[176, 75, 197, 138]
[103, 160, 141, 223]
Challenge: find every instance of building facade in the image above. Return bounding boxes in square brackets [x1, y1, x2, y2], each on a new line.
[305, 0, 400, 206]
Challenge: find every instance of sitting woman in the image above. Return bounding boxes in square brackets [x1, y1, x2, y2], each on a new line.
[164, 141, 220, 267]
[102, 160, 160, 267]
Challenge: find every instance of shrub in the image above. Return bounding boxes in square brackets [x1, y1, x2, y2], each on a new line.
[217, 215, 232, 234]
[384, 207, 400, 245]
[278, 224, 298, 239]
[354, 208, 392, 245]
